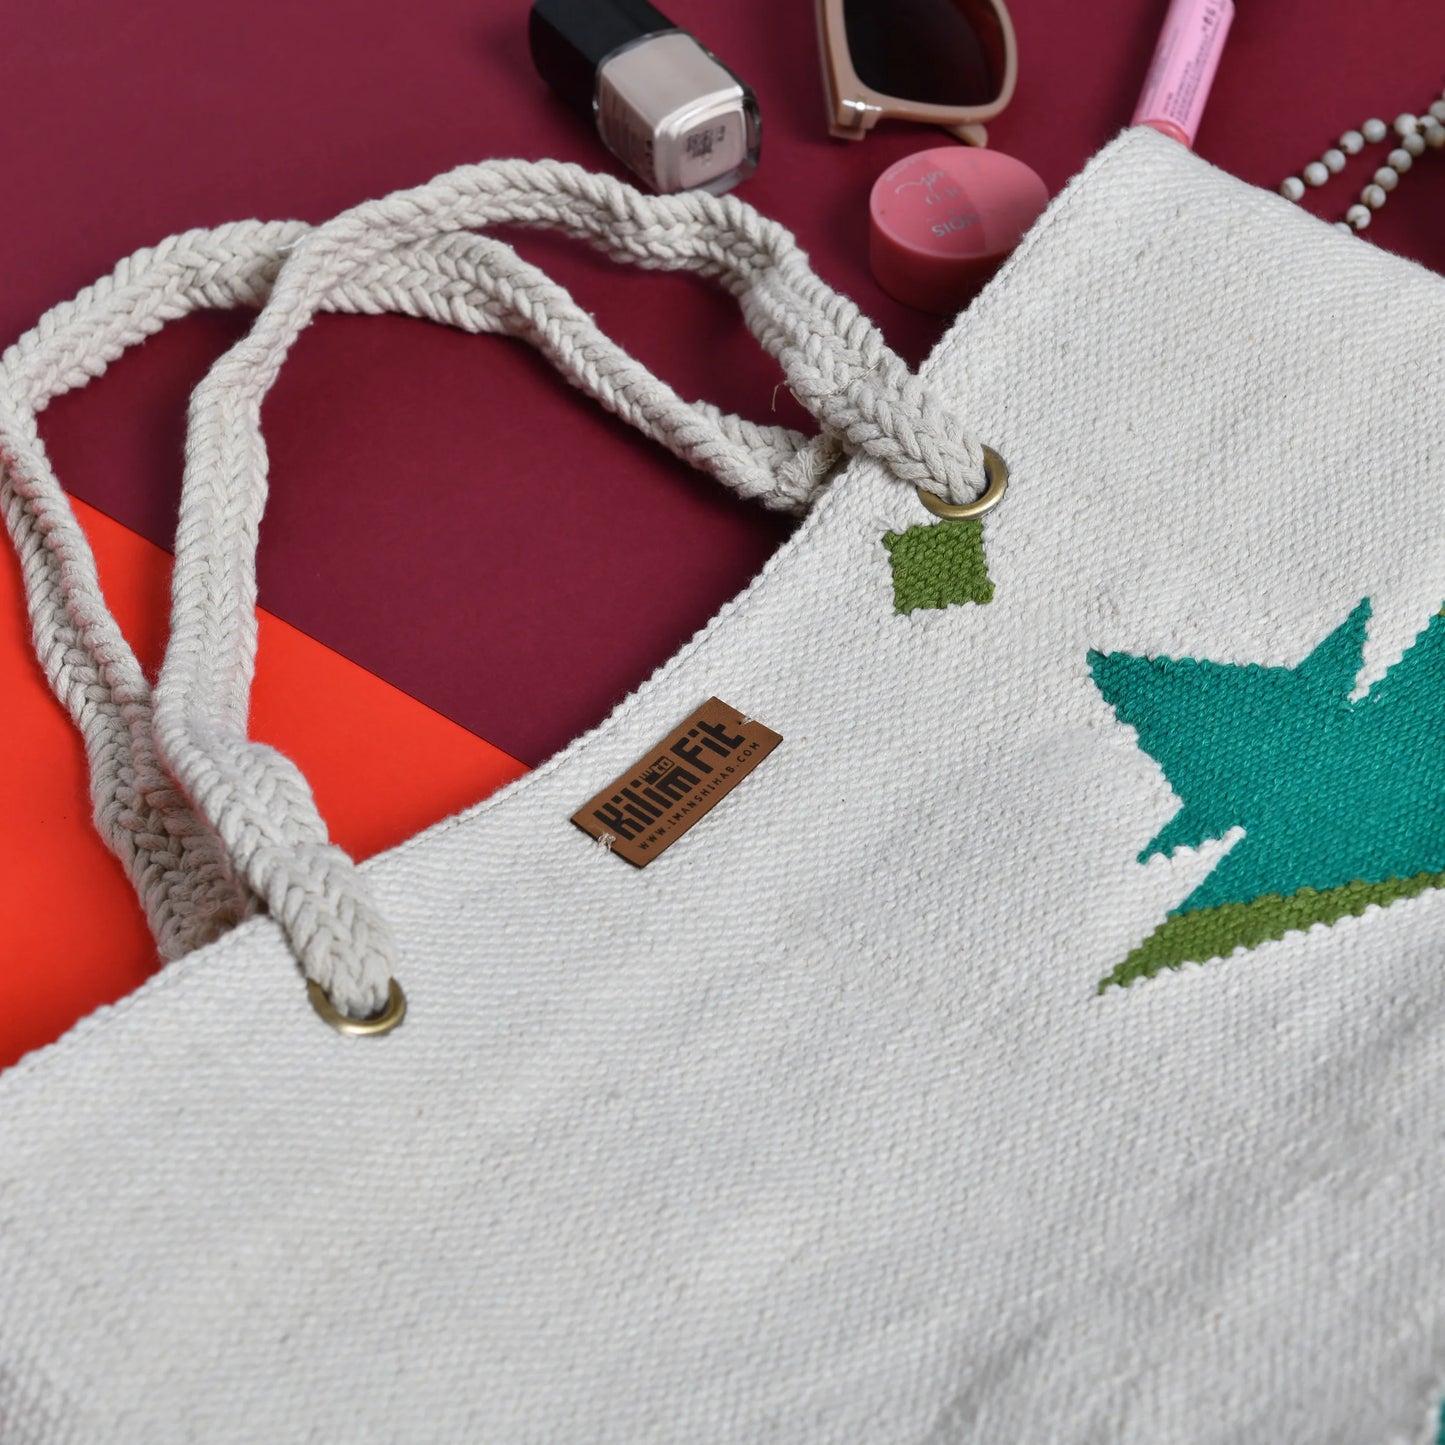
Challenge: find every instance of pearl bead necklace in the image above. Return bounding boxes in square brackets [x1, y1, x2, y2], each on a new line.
[1279, 90, 1445, 233]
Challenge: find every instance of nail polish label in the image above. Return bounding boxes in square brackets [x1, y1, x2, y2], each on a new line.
[571, 698, 782, 867]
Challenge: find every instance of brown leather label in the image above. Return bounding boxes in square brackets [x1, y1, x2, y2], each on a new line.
[571, 698, 782, 867]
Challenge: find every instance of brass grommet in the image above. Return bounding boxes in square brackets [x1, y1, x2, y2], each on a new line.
[915, 444, 1009, 520]
[307, 977, 407, 1036]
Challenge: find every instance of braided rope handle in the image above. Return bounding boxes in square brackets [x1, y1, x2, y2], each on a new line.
[0, 220, 825, 981]
[1, 223, 310, 966]
[2, 158, 989, 1020]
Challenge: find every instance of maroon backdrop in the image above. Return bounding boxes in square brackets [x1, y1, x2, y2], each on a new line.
[4, 1, 1442, 764]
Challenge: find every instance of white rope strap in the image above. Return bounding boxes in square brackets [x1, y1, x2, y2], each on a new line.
[3, 158, 991, 1022]
[1, 222, 310, 964]
[233, 159, 989, 507]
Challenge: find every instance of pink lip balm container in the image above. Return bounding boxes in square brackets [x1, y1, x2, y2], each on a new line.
[868, 147, 1049, 315]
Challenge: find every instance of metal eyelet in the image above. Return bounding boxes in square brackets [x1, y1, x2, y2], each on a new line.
[307, 977, 407, 1036]
[915, 445, 1009, 520]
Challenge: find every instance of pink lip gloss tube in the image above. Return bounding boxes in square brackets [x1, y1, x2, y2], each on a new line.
[1132, 0, 1235, 148]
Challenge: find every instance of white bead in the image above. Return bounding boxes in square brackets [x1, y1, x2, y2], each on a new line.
[1279, 175, 1306, 201]
[1431, 100, 1445, 122]
[1304, 160, 1329, 186]
[1362, 117, 1388, 143]
[1346, 203, 1371, 229]
[1322, 147, 1346, 173]
[1334, 221, 1354, 233]
[1393, 113, 1418, 137]
[1339, 129, 1364, 154]
[1388, 147, 1413, 173]
[1425, 118, 1445, 149]
[1404, 132, 1426, 156]
[1373, 166, 1398, 191]
[1362, 183, 1387, 208]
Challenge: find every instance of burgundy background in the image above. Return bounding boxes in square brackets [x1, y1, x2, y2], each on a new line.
[4, 1, 1443, 765]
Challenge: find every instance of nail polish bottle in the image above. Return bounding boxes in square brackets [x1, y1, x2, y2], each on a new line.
[528, 0, 761, 195]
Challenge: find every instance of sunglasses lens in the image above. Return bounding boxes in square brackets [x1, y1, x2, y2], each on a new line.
[842, 0, 1003, 107]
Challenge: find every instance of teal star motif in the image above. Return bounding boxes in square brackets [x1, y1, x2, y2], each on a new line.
[1088, 599, 1445, 986]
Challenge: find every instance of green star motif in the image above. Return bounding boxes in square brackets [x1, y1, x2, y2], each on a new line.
[1089, 599, 1445, 990]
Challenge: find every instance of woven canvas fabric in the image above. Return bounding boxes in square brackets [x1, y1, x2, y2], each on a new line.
[3, 127, 1445, 1442]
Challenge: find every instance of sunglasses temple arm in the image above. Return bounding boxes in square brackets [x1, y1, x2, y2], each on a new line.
[945, 120, 989, 147]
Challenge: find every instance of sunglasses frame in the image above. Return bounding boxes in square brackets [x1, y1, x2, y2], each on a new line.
[815, 0, 1019, 147]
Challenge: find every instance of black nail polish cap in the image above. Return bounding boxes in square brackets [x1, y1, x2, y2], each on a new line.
[529, 0, 680, 119]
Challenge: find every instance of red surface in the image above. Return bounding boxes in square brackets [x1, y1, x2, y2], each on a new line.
[3, 1, 1442, 768]
[0, 499, 526, 1073]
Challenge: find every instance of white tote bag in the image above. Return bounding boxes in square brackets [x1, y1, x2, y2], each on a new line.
[4, 127, 1445, 1442]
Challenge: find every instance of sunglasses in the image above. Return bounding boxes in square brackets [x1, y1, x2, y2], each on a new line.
[816, 0, 1019, 147]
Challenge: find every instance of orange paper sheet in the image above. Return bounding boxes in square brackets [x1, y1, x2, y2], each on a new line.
[1, 500, 527, 1071]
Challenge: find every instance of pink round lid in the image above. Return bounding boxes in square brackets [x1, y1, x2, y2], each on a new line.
[868, 146, 1050, 315]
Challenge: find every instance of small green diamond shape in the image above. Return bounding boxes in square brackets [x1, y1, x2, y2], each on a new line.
[883, 519, 994, 615]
